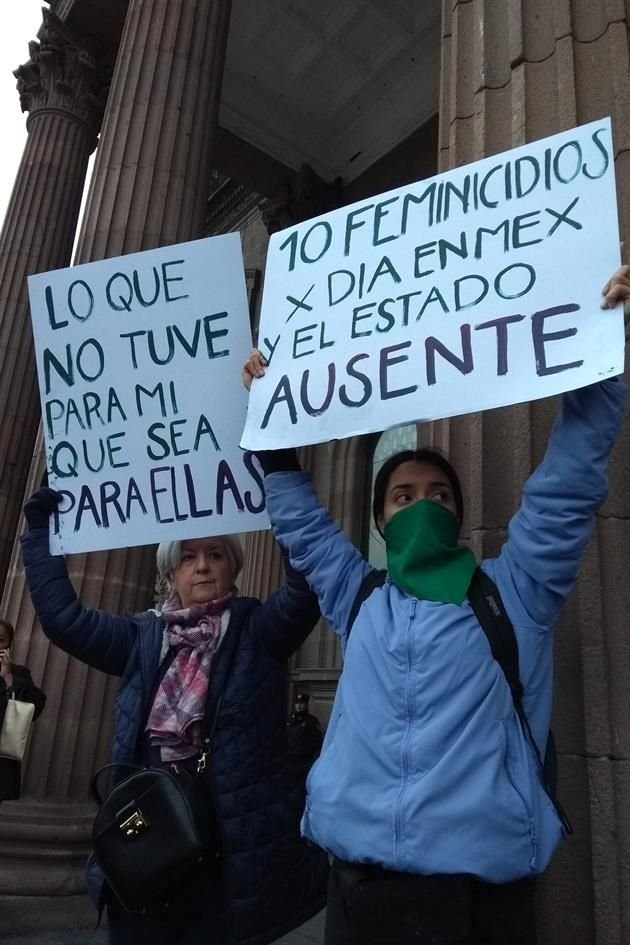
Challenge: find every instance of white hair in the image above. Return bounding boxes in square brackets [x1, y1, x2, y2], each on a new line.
[156, 535, 244, 587]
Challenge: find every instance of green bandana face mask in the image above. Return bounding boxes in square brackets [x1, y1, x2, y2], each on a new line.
[384, 499, 476, 604]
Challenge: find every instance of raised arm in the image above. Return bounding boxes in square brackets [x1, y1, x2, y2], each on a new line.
[242, 350, 373, 637]
[20, 489, 137, 677]
[492, 378, 625, 627]
[263, 468, 372, 638]
[252, 548, 321, 659]
[491, 266, 630, 627]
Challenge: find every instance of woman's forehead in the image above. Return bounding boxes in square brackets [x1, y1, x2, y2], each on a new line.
[180, 537, 225, 553]
[387, 460, 452, 490]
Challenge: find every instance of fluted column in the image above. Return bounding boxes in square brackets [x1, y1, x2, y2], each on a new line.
[242, 166, 340, 603]
[439, 3, 630, 943]
[76, 0, 231, 258]
[65, 0, 232, 608]
[0, 0, 233, 907]
[0, 9, 107, 584]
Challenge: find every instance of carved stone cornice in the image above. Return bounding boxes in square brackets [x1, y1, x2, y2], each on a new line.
[204, 171, 262, 235]
[13, 8, 110, 143]
[260, 163, 343, 234]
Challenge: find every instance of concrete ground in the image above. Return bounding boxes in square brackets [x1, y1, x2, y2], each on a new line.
[0, 910, 325, 945]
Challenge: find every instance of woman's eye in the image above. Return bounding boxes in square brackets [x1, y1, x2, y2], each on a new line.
[395, 493, 412, 505]
[209, 552, 223, 561]
[430, 491, 448, 504]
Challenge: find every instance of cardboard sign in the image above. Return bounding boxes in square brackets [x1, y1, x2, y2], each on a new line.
[29, 234, 268, 554]
[242, 118, 623, 450]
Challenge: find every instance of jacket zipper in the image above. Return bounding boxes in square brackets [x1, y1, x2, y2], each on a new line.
[393, 598, 416, 867]
[504, 719, 537, 867]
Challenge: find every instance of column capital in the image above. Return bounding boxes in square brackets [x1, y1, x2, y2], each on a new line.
[13, 8, 110, 143]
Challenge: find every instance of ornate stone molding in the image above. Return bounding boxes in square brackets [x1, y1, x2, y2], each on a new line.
[260, 163, 342, 233]
[205, 171, 261, 235]
[13, 8, 110, 143]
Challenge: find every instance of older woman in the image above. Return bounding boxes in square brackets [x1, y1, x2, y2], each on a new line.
[20, 487, 327, 945]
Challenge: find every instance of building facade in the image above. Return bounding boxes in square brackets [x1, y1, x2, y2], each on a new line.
[0, 2, 629, 942]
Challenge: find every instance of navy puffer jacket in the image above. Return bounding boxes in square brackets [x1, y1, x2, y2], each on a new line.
[21, 527, 328, 945]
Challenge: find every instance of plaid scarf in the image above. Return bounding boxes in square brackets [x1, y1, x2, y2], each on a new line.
[146, 593, 231, 762]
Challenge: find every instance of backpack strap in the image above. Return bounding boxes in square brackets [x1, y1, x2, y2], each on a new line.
[467, 569, 524, 707]
[346, 569, 387, 637]
[468, 568, 572, 835]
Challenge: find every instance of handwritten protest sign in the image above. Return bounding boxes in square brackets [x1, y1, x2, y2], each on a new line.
[29, 234, 268, 555]
[242, 118, 623, 450]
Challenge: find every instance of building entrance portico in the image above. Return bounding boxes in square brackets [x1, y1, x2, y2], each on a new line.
[0, 3, 629, 942]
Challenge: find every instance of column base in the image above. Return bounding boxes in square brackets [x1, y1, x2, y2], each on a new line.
[0, 893, 98, 935]
[0, 799, 94, 897]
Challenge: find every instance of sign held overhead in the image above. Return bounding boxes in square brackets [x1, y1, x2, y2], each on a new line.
[29, 234, 269, 555]
[241, 118, 623, 450]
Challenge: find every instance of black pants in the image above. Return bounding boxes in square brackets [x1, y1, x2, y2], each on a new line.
[325, 858, 538, 945]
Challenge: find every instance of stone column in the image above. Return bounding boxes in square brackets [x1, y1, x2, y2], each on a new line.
[439, 3, 630, 943]
[242, 171, 343, 719]
[0, 0, 233, 913]
[0, 8, 107, 585]
[77, 0, 232, 258]
[66, 0, 233, 606]
[242, 167, 340, 602]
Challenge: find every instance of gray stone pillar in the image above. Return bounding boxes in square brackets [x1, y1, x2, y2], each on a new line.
[243, 167, 340, 603]
[438, 2, 630, 942]
[0, 8, 107, 585]
[242, 171, 343, 707]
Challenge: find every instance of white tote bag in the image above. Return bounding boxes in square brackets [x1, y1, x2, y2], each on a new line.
[0, 695, 35, 761]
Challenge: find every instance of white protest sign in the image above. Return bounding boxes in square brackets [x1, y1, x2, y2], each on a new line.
[29, 234, 269, 554]
[242, 118, 623, 450]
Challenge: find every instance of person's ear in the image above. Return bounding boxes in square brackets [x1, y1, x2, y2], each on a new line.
[376, 513, 385, 535]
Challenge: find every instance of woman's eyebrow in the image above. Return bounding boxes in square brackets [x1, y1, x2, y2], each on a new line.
[390, 479, 451, 492]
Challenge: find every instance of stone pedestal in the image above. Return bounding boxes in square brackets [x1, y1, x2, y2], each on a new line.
[439, 3, 630, 942]
[0, 0, 233, 905]
[0, 9, 107, 584]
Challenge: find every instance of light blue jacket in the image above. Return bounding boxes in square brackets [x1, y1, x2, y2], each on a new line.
[264, 380, 626, 882]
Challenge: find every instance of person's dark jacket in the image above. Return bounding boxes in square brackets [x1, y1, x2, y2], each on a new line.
[0, 664, 46, 802]
[20, 525, 327, 945]
[287, 710, 323, 768]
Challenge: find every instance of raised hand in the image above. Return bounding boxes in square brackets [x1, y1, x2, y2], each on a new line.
[0, 647, 13, 686]
[601, 264, 630, 345]
[242, 348, 267, 391]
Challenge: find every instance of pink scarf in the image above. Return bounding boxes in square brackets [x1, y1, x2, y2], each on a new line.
[146, 594, 231, 762]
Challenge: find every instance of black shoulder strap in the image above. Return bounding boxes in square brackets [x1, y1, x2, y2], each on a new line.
[467, 568, 524, 707]
[468, 568, 572, 834]
[346, 569, 387, 637]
